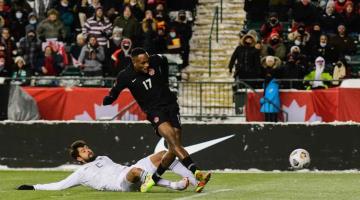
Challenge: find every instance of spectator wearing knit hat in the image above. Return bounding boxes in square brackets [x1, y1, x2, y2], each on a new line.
[11, 56, 31, 85]
[260, 31, 287, 61]
[82, 6, 112, 47]
[282, 45, 308, 89]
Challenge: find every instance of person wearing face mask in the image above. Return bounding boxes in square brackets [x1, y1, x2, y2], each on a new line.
[261, 31, 286, 61]
[110, 38, 132, 77]
[260, 12, 283, 43]
[18, 27, 42, 72]
[10, 9, 28, 41]
[319, 1, 341, 34]
[283, 45, 308, 89]
[114, 5, 141, 47]
[304, 56, 333, 90]
[25, 12, 38, 34]
[166, 28, 181, 53]
[228, 34, 261, 89]
[308, 23, 323, 47]
[311, 34, 339, 66]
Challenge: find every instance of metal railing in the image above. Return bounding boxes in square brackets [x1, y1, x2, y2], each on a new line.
[208, 6, 219, 77]
[3, 76, 345, 121]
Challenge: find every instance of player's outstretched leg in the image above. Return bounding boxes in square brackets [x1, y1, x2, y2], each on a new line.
[142, 122, 211, 193]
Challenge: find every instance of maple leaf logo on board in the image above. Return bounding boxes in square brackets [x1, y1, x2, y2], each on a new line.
[282, 100, 322, 122]
[74, 104, 118, 121]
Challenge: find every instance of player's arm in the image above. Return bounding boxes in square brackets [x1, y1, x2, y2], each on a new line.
[17, 170, 82, 190]
[103, 71, 127, 105]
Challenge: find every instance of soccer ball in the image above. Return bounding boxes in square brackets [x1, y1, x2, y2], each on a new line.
[289, 148, 311, 169]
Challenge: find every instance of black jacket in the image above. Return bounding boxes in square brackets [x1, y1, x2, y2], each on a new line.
[228, 45, 261, 78]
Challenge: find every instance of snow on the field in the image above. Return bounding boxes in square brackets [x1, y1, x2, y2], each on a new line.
[1, 120, 360, 125]
[1, 164, 360, 173]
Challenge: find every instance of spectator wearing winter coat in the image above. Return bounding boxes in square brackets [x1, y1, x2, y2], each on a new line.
[329, 24, 357, 57]
[52, 0, 75, 43]
[334, 0, 352, 14]
[10, 8, 28, 41]
[11, 56, 31, 85]
[82, 6, 112, 47]
[260, 77, 280, 122]
[261, 31, 287, 61]
[304, 56, 333, 90]
[340, 1, 357, 35]
[311, 34, 339, 66]
[260, 12, 283, 43]
[18, 27, 42, 71]
[282, 46, 308, 89]
[171, 10, 193, 68]
[70, 33, 86, 67]
[287, 24, 311, 54]
[141, 10, 157, 55]
[332, 60, 347, 85]
[78, 36, 105, 76]
[291, 0, 318, 28]
[124, 0, 145, 22]
[228, 34, 261, 88]
[37, 46, 64, 76]
[25, 12, 38, 34]
[0, 28, 16, 73]
[319, 1, 342, 34]
[261, 55, 282, 80]
[113, 5, 141, 47]
[36, 9, 66, 41]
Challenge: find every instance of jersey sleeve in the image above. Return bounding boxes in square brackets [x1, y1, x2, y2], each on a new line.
[109, 70, 128, 100]
[33, 170, 82, 190]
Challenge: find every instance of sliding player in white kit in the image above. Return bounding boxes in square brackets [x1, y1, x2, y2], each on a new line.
[17, 140, 198, 192]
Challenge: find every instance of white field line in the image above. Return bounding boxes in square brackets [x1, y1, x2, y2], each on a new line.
[174, 189, 233, 200]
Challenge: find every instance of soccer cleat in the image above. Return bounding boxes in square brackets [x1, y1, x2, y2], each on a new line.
[140, 174, 155, 193]
[194, 170, 211, 193]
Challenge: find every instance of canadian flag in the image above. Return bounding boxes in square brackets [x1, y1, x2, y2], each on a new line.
[246, 88, 347, 122]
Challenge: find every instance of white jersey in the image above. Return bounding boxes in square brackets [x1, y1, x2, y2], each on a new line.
[34, 156, 132, 191]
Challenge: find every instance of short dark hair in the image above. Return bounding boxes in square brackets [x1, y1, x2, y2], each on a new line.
[130, 47, 147, 58]
[69, 140, 87, 160]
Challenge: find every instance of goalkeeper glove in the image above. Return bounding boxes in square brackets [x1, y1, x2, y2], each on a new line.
[17, 185, 34, 190]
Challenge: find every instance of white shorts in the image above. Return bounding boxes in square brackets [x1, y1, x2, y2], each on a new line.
[118, 155, 157, 192]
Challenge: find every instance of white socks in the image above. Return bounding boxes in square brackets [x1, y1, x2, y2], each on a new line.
[169, 159, 197, 186]
[157, 178, 189, 190]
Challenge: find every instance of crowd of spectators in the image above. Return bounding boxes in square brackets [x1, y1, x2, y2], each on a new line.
[233, 0, 360, 89]
[0, 0, 197, 85]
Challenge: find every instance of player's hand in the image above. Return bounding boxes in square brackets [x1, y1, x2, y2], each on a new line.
[103, 95, 116, 105]
[17, 185, 34, 190]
